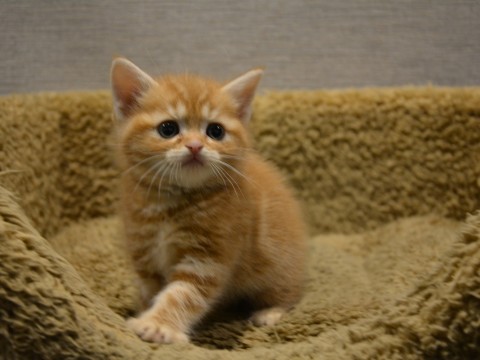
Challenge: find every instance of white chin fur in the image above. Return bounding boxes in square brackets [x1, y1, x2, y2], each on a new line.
[177, 165, 213, 189]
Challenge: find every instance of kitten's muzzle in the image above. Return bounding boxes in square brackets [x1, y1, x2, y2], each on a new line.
[182, 153, 205, 167]
[182, 158, 205, 168]
[182, 141, 206, 167]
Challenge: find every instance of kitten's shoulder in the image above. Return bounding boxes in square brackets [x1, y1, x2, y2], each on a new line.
[244, 151, 291, 190]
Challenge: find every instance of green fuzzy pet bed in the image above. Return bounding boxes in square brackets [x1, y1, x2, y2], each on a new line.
[0, 87, 479, 359]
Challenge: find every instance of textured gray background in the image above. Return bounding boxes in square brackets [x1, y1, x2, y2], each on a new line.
[1, 1, 479, 95]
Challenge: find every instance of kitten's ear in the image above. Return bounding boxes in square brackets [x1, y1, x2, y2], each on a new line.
[222, 68, 263, 123]
[110, 57, 155, 121]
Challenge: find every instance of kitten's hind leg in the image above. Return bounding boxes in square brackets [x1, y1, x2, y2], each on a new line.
[248, 283, 302, 327]
[250, 307, 286, 326]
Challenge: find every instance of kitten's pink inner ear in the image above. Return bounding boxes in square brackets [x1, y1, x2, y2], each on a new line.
[111, 58, 155, 120]
[222, 69, 263, 123]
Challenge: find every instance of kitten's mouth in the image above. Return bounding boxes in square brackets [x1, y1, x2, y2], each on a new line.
[182, 155, 205, 168]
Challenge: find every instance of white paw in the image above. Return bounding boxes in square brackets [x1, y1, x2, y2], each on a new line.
[250, 307, 285, 326]
[126, 316, 189, 344]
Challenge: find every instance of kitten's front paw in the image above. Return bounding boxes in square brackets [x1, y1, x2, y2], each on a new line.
[250, 307, 285, 326]
[126, 317, 189, 344]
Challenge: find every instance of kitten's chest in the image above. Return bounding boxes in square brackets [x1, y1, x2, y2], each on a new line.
[144, 226, 175, 275]
[125, 203, 178, 275]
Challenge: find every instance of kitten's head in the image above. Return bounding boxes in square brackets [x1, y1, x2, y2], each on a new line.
[111, 58, 262, 191]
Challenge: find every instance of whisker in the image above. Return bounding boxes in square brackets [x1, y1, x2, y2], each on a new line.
[156, 161, 175, 201]
[220, 154, 245, 160]
[213, 163, 242, 200]
[133, 160, 165, 193]
[220, 166, 245, 199]
[216, 160, 255, 186]
[175, 162, 181, 185]
[218, 167, 239, 199]
[168, 161, 177, 187]
[209, 163, 227, 188]
[123, 154, 164, 175]
[146, 161, 169, 198]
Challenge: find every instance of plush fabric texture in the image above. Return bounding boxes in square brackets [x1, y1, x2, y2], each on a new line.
[0, 88, 479, 359]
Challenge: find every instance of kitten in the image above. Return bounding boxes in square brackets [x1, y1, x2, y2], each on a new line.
[111, 58, 306, 344]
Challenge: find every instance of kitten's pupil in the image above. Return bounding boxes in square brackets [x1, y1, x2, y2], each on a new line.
[158, 120, 179, 138]
[206, 123, 225, 140]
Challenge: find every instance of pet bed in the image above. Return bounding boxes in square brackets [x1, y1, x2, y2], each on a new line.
[0, 87, 479, 359]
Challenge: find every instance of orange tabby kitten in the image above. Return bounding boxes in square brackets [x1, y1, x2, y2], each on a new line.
[111, 58, 306, 344]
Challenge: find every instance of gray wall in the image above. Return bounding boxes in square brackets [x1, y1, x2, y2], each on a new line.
[1, 1, 479, 95]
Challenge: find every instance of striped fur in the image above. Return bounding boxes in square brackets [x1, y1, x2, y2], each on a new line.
[111, 58, 306, 343]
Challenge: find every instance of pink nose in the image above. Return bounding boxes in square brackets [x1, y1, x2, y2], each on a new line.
[186, 141, 203, 155]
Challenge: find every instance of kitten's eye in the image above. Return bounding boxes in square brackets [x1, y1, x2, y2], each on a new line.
[157, 120, 180, 139]
[206, 123, 225, 140]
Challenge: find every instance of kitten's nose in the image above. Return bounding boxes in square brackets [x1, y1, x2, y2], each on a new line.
[185, 140, 203, 155]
